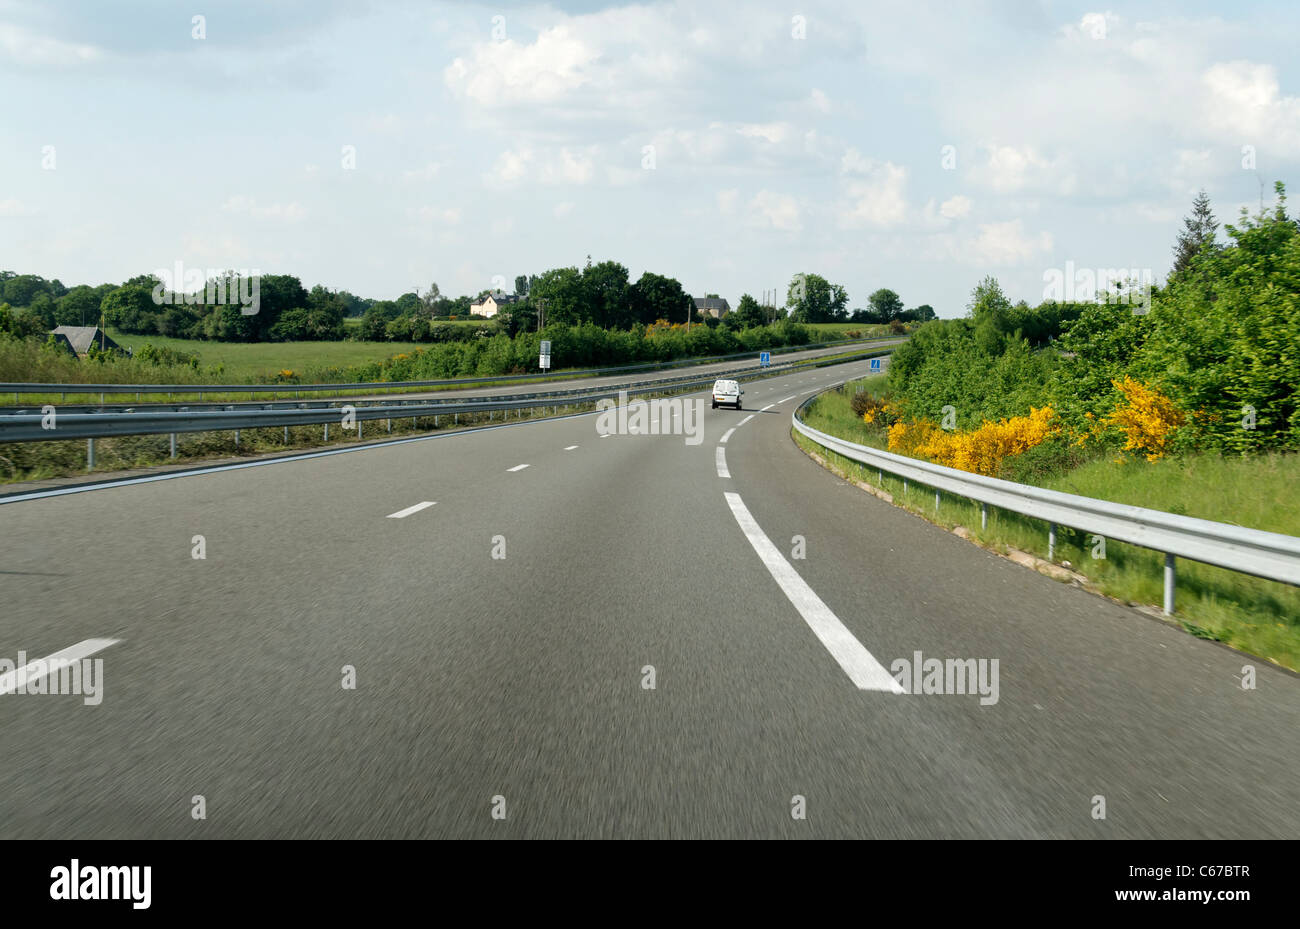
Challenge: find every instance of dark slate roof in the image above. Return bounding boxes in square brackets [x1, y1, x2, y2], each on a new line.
[51, 326, 122, 354]
[694, 297, 730, 311]
[45, 332, 77, 356]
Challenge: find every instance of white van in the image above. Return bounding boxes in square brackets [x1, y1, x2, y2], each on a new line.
[711, 379, 743, 410]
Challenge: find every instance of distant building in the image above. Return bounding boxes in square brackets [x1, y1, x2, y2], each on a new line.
[469, 292, 522, 318]
[50, 326, 125, 356]
[693, 296, 730, 318]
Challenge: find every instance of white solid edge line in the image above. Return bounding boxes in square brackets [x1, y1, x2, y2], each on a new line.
[719, 427, 736, 444]
[715, 446, 730, 478]
[0, 638, 122, 695]
[723, 492, 903, 693]
[387, 501, 436, 519]
[507, 463, 530, 472]
[564, 445, 579, 450]
[737, 414, 754, 426]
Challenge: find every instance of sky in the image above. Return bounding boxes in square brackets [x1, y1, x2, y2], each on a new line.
[1, 0, 1298, 317]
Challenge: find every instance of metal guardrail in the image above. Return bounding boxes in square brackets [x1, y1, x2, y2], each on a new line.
[0, 346, 893, 470]
[0, 336, 901, 400]
[792, 389, 1300, 615]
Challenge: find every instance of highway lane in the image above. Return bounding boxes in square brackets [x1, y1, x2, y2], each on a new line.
[0, 359, 1296, 838]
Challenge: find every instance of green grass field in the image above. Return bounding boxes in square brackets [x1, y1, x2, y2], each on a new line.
[797, 377, 1300, 670]
[108, 330, 426, 380]
[341, 316, 493, 330]
[804, 322, 893, 337]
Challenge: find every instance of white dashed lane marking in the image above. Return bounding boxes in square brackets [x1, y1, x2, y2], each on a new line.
[387, 501, 436, 519]
[715, 447, 730, 478]
[507, 464, 531, 472]
[724, 493, 902, 693]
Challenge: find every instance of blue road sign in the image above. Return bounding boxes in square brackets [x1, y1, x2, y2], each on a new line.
[870, 357, 882, 373]
[760, 351, 770, 367]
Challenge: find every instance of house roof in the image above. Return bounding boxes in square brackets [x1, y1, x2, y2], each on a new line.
[694, 297, 730, 311]
[51, 325, 122, 354]
[45, 332, 77, 356]
[470, 291, 520, 306]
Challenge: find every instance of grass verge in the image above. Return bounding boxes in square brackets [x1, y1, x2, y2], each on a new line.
[794, 378, 1300, 671]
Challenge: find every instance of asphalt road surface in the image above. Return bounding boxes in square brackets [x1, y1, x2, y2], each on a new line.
[1, 358, 1296, 838]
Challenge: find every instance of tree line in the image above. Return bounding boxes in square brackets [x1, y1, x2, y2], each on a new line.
[0, 258, 931, 345]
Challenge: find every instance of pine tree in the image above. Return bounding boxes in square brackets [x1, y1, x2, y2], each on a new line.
[1171, 189, 1219, 274]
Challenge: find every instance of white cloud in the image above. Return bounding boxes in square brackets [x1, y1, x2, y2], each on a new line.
[716, 189, 739, 215]
[965, 220, 1053, 266]
[411, 206, 461, 225]
[939, 195, 972, 220]
[1201, 61, 1300, 150]
[970, 145, 1077, 195]
[486, 146, 595, 187]
[402, 163, 442, 181]
[748, 190, 801, 232]
[839, 158, 909, 229]
[553, 201, 575, 218]
[808, 88, 831, 114]
[0, 24, 100, 67]
[444, 26, 598, 107]
[219, 196, 306, 222]
[0, 199, 37, 217]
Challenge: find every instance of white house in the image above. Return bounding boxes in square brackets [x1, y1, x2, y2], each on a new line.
[469, 291, 522, 318]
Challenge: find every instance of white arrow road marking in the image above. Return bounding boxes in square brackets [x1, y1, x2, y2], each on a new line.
[507, 463, 530, 472]
[715, 447, 730, 478]
[723, 492, 903, 693]
[720, 428, 736, 444]
[387, 501, 436, 519]
[0, 638, 122, 695]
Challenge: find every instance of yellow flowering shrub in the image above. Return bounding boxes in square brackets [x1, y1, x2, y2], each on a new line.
[1103, 377, 1184, 461]
[888, 407, 1057, 476]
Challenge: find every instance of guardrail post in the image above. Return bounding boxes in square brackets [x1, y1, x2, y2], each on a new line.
[170, 433, 177, 458]
[981, 503, 987, 530]
[1048, 522, 1057, 561]
[935, 490, 940, 512]
[903, 478, 908, 494]
[235, 429, 240, 448]
[323, 423, 328, 441]
[283, 426, 289, 444]
[387, 418, 392, 433]
[86, 438, 94, 470]
[455, 413, 458, 425]
[1164, 554, 1176, 615]
[358, 420, 363, 440]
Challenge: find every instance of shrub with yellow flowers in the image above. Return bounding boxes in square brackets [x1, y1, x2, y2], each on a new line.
[1102, 377, 1184, 461]
[888, 407, 1057, 476]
